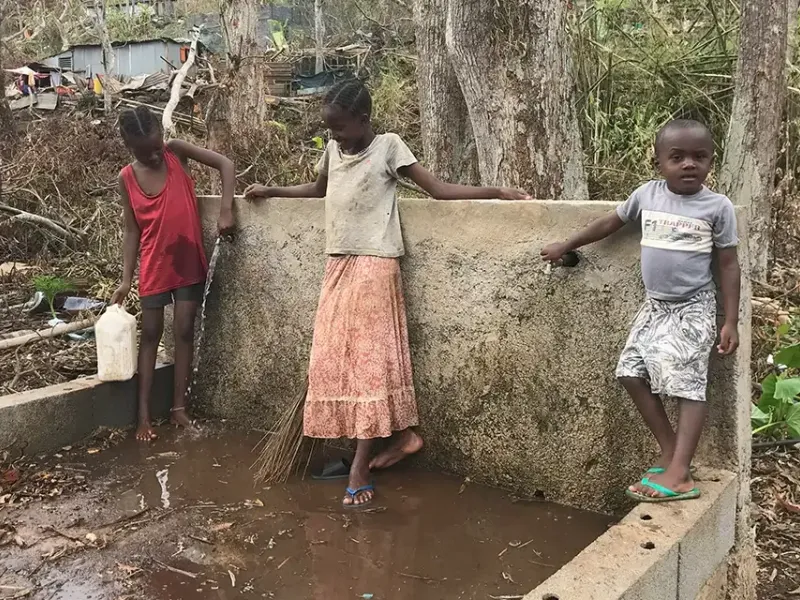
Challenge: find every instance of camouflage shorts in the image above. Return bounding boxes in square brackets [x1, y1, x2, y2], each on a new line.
[615, 291, 717, 402]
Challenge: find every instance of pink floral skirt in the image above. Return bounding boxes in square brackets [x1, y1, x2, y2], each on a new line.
[303, 256, 419, 440]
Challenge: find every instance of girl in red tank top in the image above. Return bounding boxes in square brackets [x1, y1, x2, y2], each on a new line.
[110, 106, 236, 442]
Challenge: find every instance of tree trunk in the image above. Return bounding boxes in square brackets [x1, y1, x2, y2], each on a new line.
[314, 0, 325, 73]
[789, 0, 799, 53]
[719, 0, 788, 280]
[413, 0, 478, 184]
[93, 0, 115, 112]
[445, 0, 588, 199]
[208, 0, 268, 153]
[0, 9, 14, 140]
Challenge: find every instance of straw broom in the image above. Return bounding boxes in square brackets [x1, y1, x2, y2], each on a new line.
[251, 382, 311, 484]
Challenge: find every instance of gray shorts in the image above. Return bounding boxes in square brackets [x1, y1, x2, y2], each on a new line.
[140, 283, 204, 310]
[615, 291, 717, 402]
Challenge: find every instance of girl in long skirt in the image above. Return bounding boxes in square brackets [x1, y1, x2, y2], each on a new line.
[246, 80, 529, 507]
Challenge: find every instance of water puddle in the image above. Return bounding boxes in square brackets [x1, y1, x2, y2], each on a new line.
[0, 425, 615, 599]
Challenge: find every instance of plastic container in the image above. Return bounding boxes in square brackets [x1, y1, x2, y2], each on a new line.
[95, 304, 137, 381]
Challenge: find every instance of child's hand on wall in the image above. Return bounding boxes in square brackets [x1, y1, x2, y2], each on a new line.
[497, 187, 532, 200]
[244, 184, 273, 200]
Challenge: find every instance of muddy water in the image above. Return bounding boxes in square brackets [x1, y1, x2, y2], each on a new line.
[1, 425, 614, 599]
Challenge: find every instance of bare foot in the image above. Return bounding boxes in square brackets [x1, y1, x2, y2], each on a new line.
[629, 468, 695, 498]
[135, 423, 158, 442]
[369, 429, 423, 471]
[170, 407, 194, 428]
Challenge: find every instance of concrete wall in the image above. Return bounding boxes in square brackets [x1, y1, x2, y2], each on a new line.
[0, 365, 174, 455]
[193, 198, 752, 516]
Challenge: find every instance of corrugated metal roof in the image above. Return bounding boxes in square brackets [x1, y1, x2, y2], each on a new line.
[64, 37, 198, 50]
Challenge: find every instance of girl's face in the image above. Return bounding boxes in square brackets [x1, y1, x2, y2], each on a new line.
[322, 104, 369, 152]
[125, 130, 165, 169]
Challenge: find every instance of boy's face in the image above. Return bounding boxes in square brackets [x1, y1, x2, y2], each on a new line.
[125, 130, 165, 169]
[322, 104, 368, 152]
[655, 127, 714, 195]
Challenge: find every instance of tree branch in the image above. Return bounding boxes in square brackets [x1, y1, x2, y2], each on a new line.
[163, 27, 201, 138]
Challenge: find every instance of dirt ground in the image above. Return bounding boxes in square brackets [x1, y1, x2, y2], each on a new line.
[752, 445, 800, 599]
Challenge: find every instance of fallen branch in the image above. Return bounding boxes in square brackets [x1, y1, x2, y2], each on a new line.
[0, 203, 75, 240]
[163, 27, 201, 138]
[153, 559, 199, 579]
[0, 319, 95, 351]
[119, 98, 204, 130]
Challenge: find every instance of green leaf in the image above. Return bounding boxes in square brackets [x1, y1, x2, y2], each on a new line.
[775, 343, 800, 369]
[775, 377, 800, 401]
[751, 404, 771, 428]
[787, 403, 800, 438]
[777, 322, 792, 338]
[759, 373, 778, 408]
[312, 136, 325, 150]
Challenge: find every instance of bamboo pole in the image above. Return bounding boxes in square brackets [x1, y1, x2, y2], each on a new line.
[0, 318, 95, 351]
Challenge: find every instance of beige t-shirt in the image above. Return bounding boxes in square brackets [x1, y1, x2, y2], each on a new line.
[317, 133, 417, 257]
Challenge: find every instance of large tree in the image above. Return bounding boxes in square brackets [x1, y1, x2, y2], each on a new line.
[0, 6, 13, 139]
[720, 0, 790, 279]
[443, 0, 588, 199]
[413, 0, 478, 184]
[207, 0, 269, 152]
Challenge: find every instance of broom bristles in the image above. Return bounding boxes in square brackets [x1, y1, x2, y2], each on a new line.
[252, 383, 308, 484]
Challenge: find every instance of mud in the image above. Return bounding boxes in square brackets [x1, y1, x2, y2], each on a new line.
[0, 424, 614, 599]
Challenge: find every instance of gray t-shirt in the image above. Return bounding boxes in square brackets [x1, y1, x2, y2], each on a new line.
[317, 133, 417, 257]
[616, 180, 738, 301]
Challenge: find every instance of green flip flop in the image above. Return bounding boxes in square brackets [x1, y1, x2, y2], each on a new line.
[645, 467, 665, 475]
[626, 477, 701, 503]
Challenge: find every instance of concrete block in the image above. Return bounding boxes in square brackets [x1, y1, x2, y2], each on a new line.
[525, 471, 737, 600]
[525, 521, 680, 600]
[0, 365, 174, 454]
[695, 561, 729, 600]
[678, 475, 737, 599]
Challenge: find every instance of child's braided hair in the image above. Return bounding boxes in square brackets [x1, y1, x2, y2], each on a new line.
[118, 106, 161, 140]
[323, 79, 372, 117]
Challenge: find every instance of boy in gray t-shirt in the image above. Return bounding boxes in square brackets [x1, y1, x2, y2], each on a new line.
[541, 119, 741, 503]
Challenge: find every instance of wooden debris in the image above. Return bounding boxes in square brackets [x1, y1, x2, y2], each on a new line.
[153, 559, 199, 579]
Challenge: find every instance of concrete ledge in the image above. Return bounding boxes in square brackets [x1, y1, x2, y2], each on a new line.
[524, 469, 737, 600]
[0, 365, 174, 454]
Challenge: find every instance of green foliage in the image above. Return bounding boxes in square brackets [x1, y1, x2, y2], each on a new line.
[33, 274, 73, 319]
[106, 7, 157, 43]
[571, 0, 739, 197]
[753, 331, 800, 440]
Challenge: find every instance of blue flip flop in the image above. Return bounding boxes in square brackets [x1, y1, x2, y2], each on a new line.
[343, 484, 375, 508]
[626, 477, 701, 503]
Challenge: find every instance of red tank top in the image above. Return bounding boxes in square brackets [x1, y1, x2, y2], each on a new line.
[122, 148, 208, 297]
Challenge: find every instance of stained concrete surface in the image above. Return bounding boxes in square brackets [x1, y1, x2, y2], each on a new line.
[0, 365, 173, 455]
[192, 198, 751, 516]
[0, 424, 613, 599]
